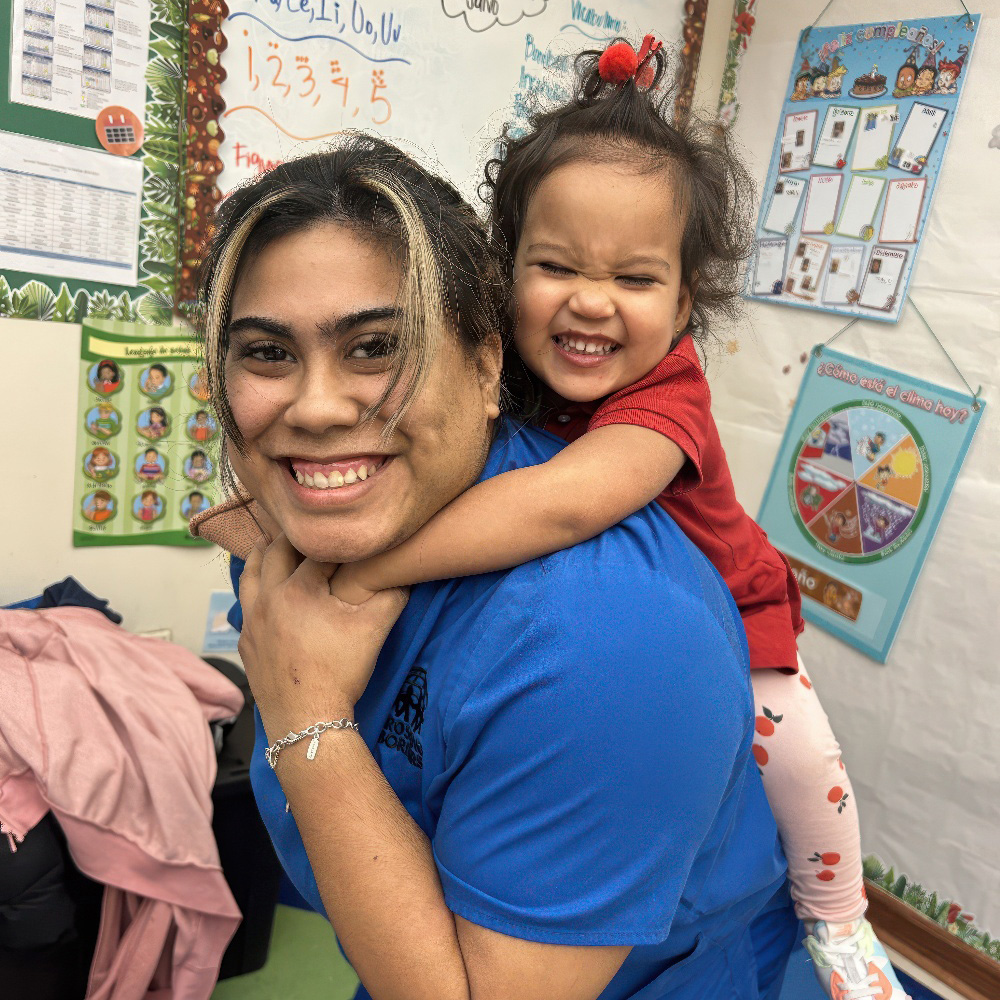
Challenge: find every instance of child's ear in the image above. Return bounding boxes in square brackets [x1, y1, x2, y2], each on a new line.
[676, 271, 698, 336]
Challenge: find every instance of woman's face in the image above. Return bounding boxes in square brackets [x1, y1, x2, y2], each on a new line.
[225, 222, 500, 564]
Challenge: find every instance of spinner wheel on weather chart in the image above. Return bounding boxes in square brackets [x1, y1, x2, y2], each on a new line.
[789, 401, 930, 562]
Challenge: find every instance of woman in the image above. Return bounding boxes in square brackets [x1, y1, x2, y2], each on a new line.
[192, 135, 797, 999]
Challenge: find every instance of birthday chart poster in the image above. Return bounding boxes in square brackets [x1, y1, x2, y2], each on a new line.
[757, 347, 984, 661]
[74, 321, 214, 547]
[747, 15, 979, 323]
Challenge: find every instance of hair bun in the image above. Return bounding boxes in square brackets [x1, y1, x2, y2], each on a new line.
[598, 42, 639, 84]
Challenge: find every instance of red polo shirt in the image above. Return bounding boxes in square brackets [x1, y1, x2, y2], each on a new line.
[544, 335, 803, 671]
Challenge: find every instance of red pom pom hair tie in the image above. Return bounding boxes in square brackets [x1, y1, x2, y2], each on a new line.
[597, 34, 662, 89]
[598, 41, 638, 84]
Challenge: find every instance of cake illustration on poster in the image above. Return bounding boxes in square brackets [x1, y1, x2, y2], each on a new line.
[747, 14, 979, 323]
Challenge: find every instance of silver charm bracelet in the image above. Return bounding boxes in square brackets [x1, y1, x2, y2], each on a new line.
[265, 718, 359, 770]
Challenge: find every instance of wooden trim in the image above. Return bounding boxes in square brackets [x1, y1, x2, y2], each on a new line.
[865, 880, 1000, 1000]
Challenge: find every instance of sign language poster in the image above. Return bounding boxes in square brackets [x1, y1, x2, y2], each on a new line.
[757, 347, 984, 661]
[75, 322, 214, 548]
[747, 14, 979, 323]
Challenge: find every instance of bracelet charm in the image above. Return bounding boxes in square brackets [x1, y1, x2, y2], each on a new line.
[265, 718, 358, 770]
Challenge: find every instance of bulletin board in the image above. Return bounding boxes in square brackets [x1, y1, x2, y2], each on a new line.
[0, 0, 184, 325]
[176, 0, 705, 304]
[746, 14, 979, 323]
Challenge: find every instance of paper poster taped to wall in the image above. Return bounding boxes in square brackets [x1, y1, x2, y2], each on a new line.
[74, 321, 213, 548]
[746, 14, 979, 323]
[757, 347, 984, 661]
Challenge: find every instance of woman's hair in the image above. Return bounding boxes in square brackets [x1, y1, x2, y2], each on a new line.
[482, 42, 756, 419]
[198, 133, 510, 498]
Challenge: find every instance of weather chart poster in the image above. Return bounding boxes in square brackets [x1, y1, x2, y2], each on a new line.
[747, 14, 979, 323]
[74, 322, 214, 548]
[757, 348, 983, 662]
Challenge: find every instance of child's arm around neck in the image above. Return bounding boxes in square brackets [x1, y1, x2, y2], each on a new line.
[330, 424, 684, 604]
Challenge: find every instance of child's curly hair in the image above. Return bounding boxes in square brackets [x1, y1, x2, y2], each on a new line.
[483, 42, 756, 417]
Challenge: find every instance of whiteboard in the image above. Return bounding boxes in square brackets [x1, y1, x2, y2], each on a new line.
[216, 1, 689, 200]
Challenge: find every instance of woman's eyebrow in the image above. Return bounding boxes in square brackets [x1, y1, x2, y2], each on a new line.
[318, 306, 401, 340]
[226, 315, 293, 340]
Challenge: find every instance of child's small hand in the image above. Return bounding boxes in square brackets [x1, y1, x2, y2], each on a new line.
[329, 563, 380, 606]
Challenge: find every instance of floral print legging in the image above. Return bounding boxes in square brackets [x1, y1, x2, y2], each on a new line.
[751, 658, 866, 923]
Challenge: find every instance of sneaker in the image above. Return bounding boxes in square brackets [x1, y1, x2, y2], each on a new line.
[804, 918, 911, 1000]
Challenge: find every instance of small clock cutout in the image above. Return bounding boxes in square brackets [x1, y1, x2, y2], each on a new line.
[96, 106, 143, 156]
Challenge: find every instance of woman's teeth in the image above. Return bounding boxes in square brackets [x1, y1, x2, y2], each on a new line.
[555, 335, 618, 355]
[294, 462, 381, 490]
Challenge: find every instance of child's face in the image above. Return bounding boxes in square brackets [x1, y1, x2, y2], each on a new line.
[196, 413, 208, 425]
[146, 450, 157, 462]
[99, 366, 115, 382]
[147, 369, 164, 389]
[190, 496, 204, 512]
[897, 67, 915, 89]
[142, 495, 155, 508]
[95, 496, 108, 511]
[512, 160, 692, 403]
[98, 405, 113, 417]
[193, 454, 205, 468]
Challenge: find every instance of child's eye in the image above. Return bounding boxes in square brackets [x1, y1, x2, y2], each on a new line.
[348, 334, 398, 361]
[538, 262, 573, 276]
[617, 274, 656, 287]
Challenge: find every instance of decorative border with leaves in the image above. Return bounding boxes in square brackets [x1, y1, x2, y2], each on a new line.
[0, 0, 185, 324]
[864, 855, 1000, 963]
[675, 0, 710, 126]
[718, 0, 758, 128]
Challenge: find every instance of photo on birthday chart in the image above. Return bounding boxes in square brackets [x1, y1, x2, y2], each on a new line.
[137, 406, 171, 440]
[85, 402, 122, 439]
[783, 238, 829, 302]
[779, 110, 817, 173]
[133, 490, 164, 523]
[83, 446, 119, 482]
[800, 174, 844, 235]
[850, 104, 898, 172]
[762, 176, 805, 235]
[813, 105, 860, 168]
[858, 246, 909, 312]
[889, 103, 948, 174]
[87, 359, 123, 397]
[138, 363, 173, 400]
[835, 175, 886, 241]
[82, 490, 117, 524]
[879, 178, 927, 243]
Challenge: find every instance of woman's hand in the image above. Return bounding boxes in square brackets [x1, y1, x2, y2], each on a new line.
[238, 533, 408, 743]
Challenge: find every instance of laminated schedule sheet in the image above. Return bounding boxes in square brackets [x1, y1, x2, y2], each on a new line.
[0, 131, 142, 285]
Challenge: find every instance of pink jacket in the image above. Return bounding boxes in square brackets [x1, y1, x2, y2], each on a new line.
[0, 607, 244, 999]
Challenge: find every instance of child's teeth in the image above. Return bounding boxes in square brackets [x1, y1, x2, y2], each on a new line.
[585, 342, 597, 353]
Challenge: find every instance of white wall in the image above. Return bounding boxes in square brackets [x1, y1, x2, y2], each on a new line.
[694, 1, 1000, 930]
[0, 316, 233, 653]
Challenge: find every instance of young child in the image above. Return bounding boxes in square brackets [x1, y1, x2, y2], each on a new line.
[140, 407, 169, 440]
[137, 490, 159, 522]
[138, 448, 163, 482]
[331, 38, 908, 1000]
[93, 360, 120, 395]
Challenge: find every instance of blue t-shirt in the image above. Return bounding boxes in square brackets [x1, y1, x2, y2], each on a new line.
[229, 421, 796, 998]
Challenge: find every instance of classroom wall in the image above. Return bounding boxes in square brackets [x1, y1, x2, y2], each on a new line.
[0, 316, 232, 652]
[692, 1, 1000, 931]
